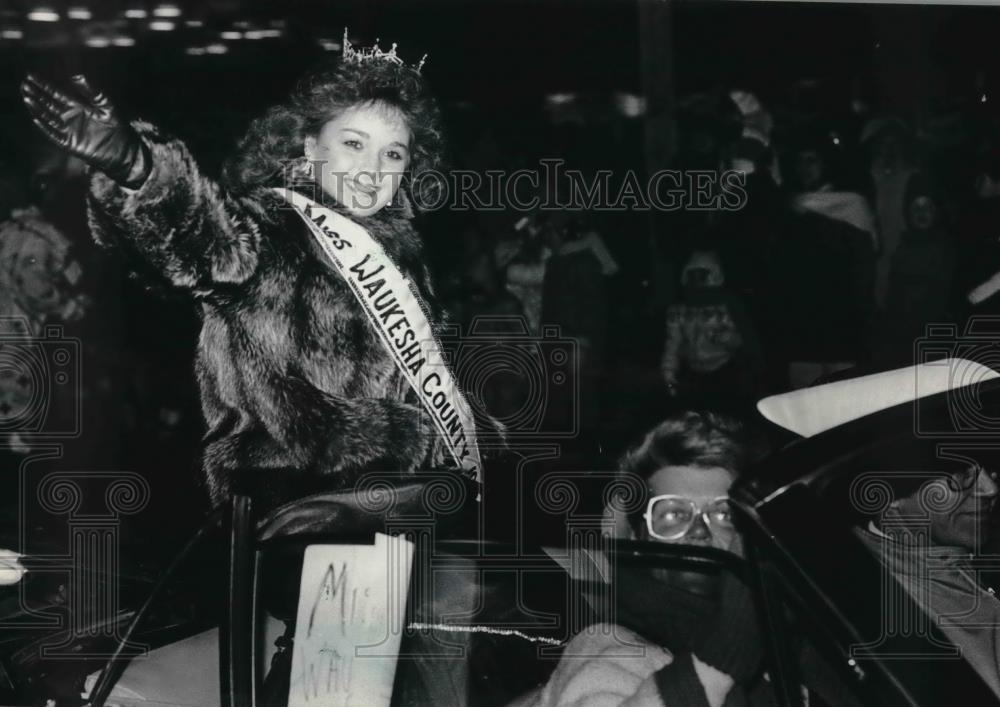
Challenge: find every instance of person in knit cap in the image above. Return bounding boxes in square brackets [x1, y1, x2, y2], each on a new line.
[661, 246, 764, 411]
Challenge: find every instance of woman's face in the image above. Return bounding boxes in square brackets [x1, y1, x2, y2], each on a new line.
[643, 465, 740, 554]
[304, 101, 411, 217]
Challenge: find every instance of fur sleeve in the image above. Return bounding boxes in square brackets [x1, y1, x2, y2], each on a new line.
[85, 121, 263, 294]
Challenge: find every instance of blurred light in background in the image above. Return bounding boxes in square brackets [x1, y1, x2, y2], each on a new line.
[243, 28, 282, 40]
[27, 7, 60, 22]
[614, 92, 646, 117]
[546, 93, 576, 105]
[153, 4, 181, 18]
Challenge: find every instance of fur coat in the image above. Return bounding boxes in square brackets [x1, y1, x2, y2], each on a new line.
[86, 122, 452, 508]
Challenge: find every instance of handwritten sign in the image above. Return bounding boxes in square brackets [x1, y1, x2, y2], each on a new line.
[288, 534, 415, 707]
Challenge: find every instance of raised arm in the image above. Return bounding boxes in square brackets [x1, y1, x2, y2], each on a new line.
[21, 74, 262, 293]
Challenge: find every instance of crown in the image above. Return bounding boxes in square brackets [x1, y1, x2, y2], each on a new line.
[342, 29, 427, 74]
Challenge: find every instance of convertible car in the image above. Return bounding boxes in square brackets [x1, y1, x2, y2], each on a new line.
[3, 357, 1000, 706]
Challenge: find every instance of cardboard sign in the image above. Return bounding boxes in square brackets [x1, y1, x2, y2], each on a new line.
[288, 534, 415, 707]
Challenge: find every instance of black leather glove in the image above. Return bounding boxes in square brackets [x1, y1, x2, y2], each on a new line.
[21, 73, 150, 189]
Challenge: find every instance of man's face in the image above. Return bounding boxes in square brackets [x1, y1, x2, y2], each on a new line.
[894, 467, 999, 550]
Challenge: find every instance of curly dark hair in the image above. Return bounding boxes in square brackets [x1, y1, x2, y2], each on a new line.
[221, 58, 445, 210]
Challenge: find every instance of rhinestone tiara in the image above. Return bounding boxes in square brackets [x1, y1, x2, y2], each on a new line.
[342, 28, 427, 74]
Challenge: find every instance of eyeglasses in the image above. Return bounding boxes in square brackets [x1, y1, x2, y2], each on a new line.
[945, 465, 1000, 493]
[643, 494, 734, 541]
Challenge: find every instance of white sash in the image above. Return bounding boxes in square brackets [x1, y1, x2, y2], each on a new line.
[274, 188, 482, 482]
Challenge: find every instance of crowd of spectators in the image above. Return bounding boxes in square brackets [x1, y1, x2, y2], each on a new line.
[418, 83, 1000, 457]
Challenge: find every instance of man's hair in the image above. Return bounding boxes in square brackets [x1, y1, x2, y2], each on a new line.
[619, 411, 748, 533]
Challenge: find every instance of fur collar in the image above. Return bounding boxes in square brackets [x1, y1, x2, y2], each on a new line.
[258, 178, 425, 267]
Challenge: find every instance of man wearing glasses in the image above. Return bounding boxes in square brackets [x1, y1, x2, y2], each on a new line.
[853, 446, 1000, 696]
